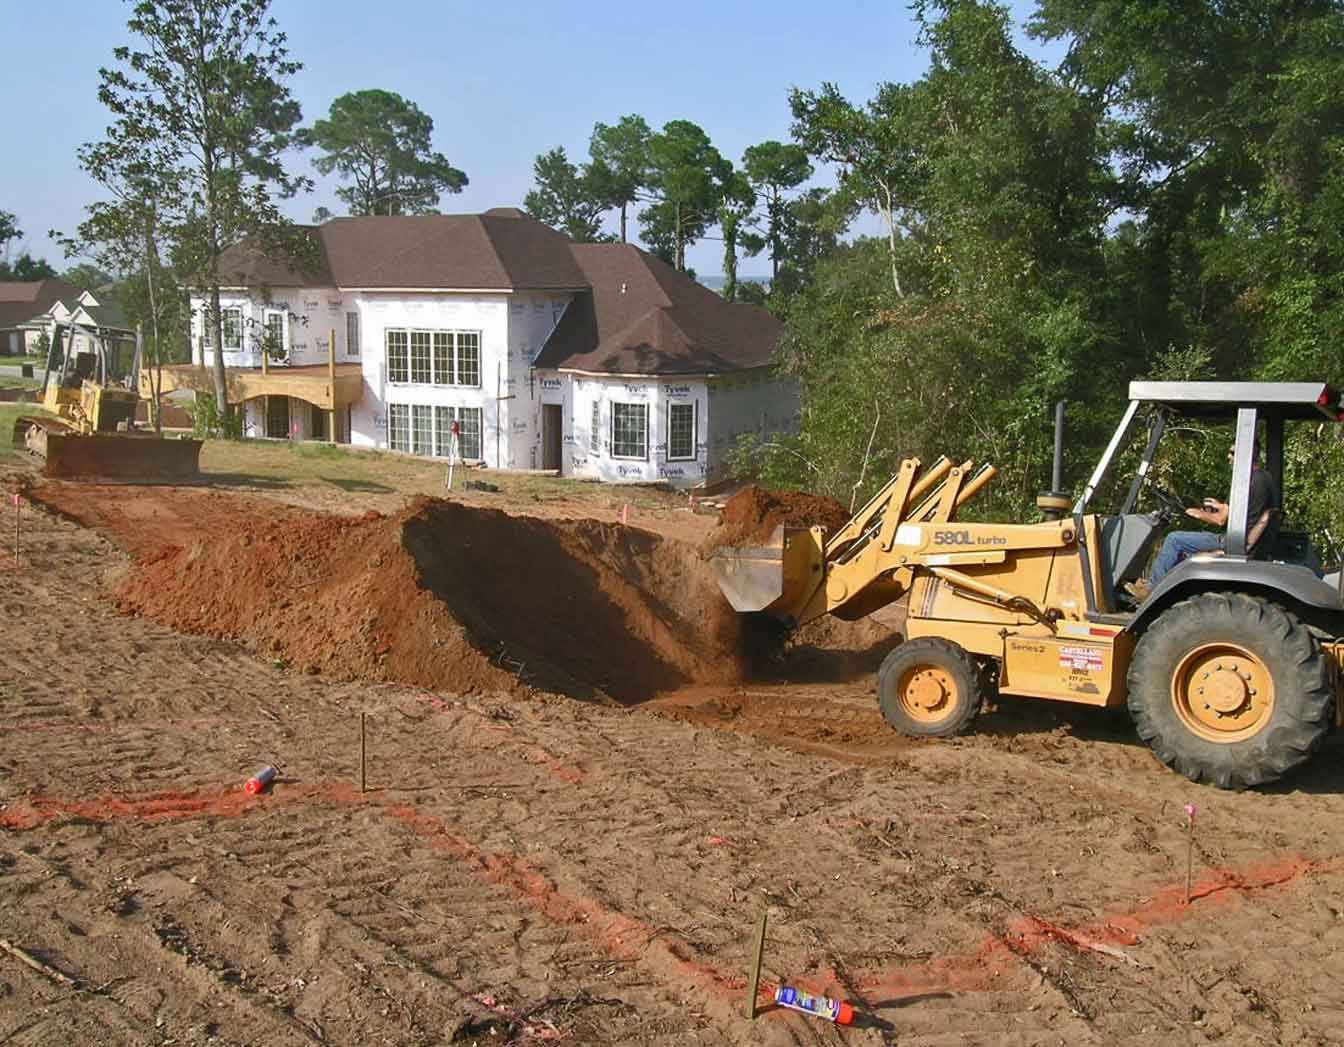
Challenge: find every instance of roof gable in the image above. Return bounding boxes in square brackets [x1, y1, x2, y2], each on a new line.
[533, 244, 782, 375]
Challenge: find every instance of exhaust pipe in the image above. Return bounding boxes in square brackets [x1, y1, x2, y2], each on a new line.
[1037, 401, 1071, 521]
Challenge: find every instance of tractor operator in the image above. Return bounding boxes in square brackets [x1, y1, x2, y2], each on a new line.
[1127, 440, 1280, 601]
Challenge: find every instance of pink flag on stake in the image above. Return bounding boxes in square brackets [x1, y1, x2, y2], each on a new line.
[1184, 802, 1197, 821]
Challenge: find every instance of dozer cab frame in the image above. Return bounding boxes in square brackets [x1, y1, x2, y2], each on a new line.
[711, 381, 1344, 790]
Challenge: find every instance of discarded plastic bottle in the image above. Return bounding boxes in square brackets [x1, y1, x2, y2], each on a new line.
[244, 766, 278, 795]
[774, 986, 854, 1025]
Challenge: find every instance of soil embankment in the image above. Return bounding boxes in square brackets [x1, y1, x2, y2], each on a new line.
[35, 485, 756, 704]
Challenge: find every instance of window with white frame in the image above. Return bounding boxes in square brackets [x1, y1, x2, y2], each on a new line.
[387, 330, 409, 382]
[611, 402, 648, 460]
[200, 309, 213, 348]
[387, 404, 409, 452]
[456, 332, 480, 386]
[590, 399, 601, 454]
[384, 328, 482, 386]
[668, 401, 696, 460]
[433, 406, 482, 460]
[346, 312, 360, 357]
[222, 308, 243, 350]
[433, 332, 452, 385]
[410, 331, 432, 383]
[262, 309, 286, 358]
[411, 404, 433, 456]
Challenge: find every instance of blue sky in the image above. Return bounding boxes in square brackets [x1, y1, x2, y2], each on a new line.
[3, 0, 1054, 279]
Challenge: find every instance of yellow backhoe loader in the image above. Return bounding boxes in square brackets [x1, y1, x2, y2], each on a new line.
[711, 382, 1344, 789]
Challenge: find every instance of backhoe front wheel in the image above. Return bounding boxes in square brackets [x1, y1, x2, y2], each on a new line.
[1127, 593, 1333, 789]
[877, 637, 985, 738]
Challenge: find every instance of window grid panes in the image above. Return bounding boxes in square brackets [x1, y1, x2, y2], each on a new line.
[412, 404, 433, 456]
[456, 332, 481, 387]
[201, 310, 213, 348]
[222, 308, 242, 350]
[410, 331, 432, 384]
[430, 406, 483, 461]
[433, 332, 453, 386]
[384, 328, 482, 386]
[590, 400, 601, 454]
[263, 311, 285, 356]
[388, 404, 409, 452]
[346, 312, 360, 357]
[668, 402, 695, 460]
[387, 330, 409, 383]
[611, 403, 648, 460]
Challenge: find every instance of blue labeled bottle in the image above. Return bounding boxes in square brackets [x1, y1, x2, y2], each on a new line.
[774, 986, 855, 1024]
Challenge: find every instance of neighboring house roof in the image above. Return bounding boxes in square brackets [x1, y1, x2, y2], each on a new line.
[0, 278, 82, 331]
[533, 244, 784, 376]
[217, 210, 587, 291]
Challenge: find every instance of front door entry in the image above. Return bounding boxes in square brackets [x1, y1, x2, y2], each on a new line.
[542, 404, 562, 471]
[266, 395, 290, 439]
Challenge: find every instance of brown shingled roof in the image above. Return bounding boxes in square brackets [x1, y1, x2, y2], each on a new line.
[217, 211, 586, 290]
[532, 244, 783, 375]
[0, 279, 82, 331]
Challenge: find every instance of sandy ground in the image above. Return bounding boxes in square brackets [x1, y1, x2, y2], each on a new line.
[3, 474, 1344, 1046]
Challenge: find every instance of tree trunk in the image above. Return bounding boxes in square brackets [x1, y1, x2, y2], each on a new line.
[619, 202, 628, 243]
[209, 284, 230, 430]
[881, 184, 903, 299]
[723, 217, 738, 303]
[675, 203, 685, 271]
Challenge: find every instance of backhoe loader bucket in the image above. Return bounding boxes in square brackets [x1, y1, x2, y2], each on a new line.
[710, 525, 788, 613]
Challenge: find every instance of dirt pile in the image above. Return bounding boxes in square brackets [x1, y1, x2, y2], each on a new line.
[702, 484, 851, 551]
[101, 494, 749, 704]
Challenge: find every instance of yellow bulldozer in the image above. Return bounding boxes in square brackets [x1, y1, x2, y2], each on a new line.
[13, 372, 202, 483]
[711, 382, 1344, 790]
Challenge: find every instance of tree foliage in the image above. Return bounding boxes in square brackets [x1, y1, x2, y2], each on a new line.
[588, 115, 652, 243]
[93, 0, 314, 424]
[640, 120, 732, 271]
[300, 89, 467, 216]
[745, 0, 1344, 548]
[524, 147, 609, 242]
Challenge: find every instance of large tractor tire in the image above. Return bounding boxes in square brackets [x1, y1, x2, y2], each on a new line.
[1127, 592, 1333, 789]
[877, 637, 985, 738]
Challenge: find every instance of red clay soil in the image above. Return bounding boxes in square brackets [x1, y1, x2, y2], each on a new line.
[35, 484, 752, 704]
[701, 484, 851, 551]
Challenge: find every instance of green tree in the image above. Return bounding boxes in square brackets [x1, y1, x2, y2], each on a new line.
[588, 115, 651, 243]
[0, 254, 57, 280]
[640, 120, 731, 271]
[61, 263, 115, 290]
[96, 0, 314, 426]
[299, 89, 468, 216]
[790, 81, 928, 297]
[524, 147, 608, 242]
[742, 141, 813, 281]
[0, 211, 19, 257]
[716, 169, 760, 302]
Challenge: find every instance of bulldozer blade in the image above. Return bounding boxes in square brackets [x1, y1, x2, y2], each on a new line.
[710, 525, 787, 613]
[39, 432, 204, 483]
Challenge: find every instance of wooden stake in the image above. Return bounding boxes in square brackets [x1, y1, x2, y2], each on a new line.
[746, 907, 768, 1020]
[0, 938, 79, 989]
[12, 493, 19, 566]
[360, 712, 367, 793]
[1184, 802, 1197, 905]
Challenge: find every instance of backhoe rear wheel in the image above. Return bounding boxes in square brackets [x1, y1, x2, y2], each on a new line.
[877, 637, 985, 738]
[1127, 592, 1333, 789]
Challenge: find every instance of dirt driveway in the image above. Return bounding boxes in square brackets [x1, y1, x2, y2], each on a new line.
[2, 477, 1343, 1046]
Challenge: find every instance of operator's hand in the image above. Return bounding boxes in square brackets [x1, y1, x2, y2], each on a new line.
[1184, 506, 1206, 521]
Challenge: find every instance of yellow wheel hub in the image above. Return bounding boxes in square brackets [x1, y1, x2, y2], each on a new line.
[899, 666, 958, 724]
[1172, 643, 1275, 743]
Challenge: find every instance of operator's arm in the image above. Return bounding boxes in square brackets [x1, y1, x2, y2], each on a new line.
[1184, 498, 1229, 526]
[1246, 507, 1275, 553]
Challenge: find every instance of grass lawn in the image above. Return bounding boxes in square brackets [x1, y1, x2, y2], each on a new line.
[199, 437, 695, 515]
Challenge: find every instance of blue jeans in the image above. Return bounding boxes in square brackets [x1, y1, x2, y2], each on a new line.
[1150, 531, 1221, 585]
